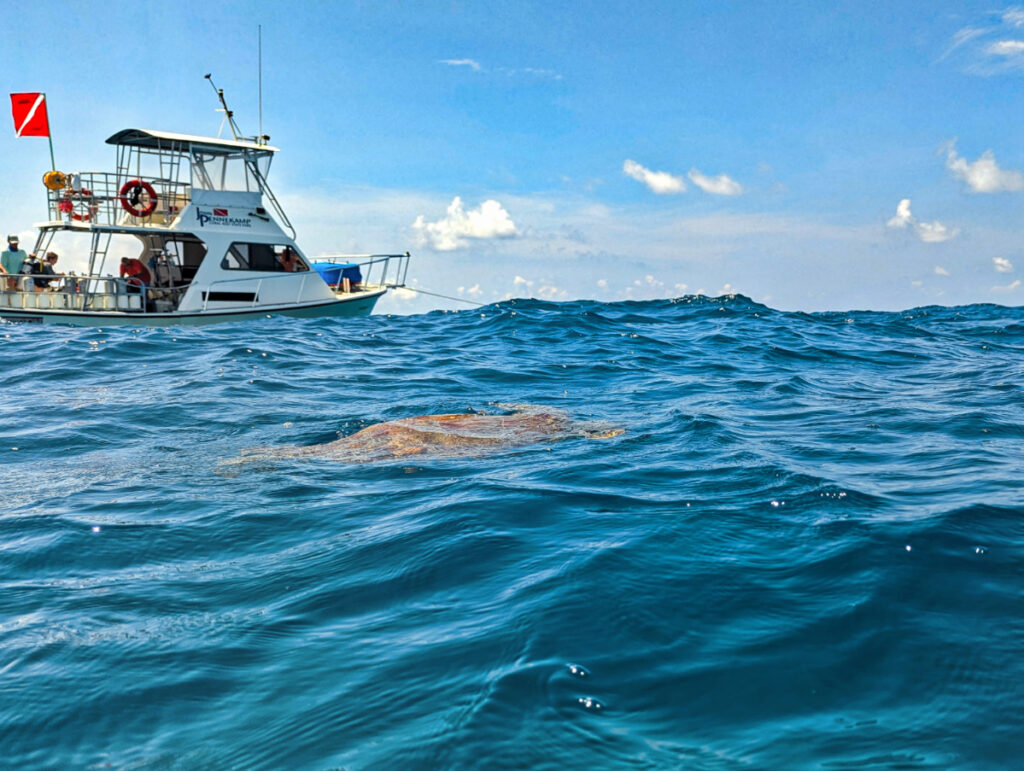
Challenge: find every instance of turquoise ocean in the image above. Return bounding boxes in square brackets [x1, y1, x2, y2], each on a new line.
[1, 295, 1022, 769]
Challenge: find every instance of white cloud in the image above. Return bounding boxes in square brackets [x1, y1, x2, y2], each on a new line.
[1005, 7, 1024, 27]
[674, 283, 688, 293]
[596, 278, 608, 288]
[916, 220, 958, 243]
[993, 279, 1021, 292]
[934, 266, 950, 276]
[636, 274, 664, 288]
[994, 256, 1014, 272]
[440, 59, 481, 71]
[687, 168, 743, 196]
[513, 275, 533, 287]
[942, 12, 1024, 73]
[946, 142, 1024, 192]
[439, 60, 561, 79]
[413, 196, 517, 251]
[520, 67, 563, 80]
[887, 199, 914, 229]
[622, 159, 686, 194]
[886, 199, 959, 243]
[457, 284, 483, 297]
[537, 284, 565, 300]
[986, 39, 1024, 55]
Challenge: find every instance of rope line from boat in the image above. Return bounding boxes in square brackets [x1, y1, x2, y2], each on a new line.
[399, 286, 484, 307]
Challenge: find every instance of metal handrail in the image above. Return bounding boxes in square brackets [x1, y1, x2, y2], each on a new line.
[199, 269, 325, 311]
[313, 252, 410, 289]
[45, 172, 192, 228]
[0, 272, 155, 312]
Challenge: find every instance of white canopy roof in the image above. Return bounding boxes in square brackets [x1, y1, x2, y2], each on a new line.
[105, 129, 279, 155]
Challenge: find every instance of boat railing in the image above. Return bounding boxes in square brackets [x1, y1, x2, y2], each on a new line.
[45, 173, 192, 228]
[314, 252, 411, 290]
[199, 270, 331, 310]
[0, 272, 181, 313]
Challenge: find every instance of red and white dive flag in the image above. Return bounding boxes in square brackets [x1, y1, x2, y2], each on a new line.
[10, 92, 50, 137]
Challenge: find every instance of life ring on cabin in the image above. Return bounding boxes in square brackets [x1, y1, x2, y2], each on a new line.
[119, 179, 158, 218]
[59, 188, 96, 221]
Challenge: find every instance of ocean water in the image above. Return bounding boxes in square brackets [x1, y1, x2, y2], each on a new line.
[1, 295, 1022, 770]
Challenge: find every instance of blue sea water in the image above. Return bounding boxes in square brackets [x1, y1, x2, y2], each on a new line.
[1, 295, 1022, 769]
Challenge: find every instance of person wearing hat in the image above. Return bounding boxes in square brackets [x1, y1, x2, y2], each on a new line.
[1, 234, 27, 290]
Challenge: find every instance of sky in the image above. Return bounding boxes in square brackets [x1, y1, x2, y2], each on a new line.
[3, 0, 1024, 313]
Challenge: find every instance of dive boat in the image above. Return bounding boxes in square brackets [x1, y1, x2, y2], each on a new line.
[0, 128, 409, 326]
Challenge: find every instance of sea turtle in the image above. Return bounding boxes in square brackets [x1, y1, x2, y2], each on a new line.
[220, 404, 622, 471]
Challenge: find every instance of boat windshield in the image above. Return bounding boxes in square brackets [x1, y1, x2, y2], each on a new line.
[191, 150, 270, 192]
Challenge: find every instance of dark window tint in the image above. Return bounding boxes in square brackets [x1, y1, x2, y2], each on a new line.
[221, 243, 308, 272]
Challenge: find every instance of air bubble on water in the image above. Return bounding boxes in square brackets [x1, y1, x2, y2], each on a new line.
[577, 697, 603, 711]
[91, 526, 100, 533]
[283, 422, 293, 428]
[905, 545, 912, 552]
[975, 546, 986, 555]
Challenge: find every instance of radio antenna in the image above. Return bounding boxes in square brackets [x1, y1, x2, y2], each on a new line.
[204, 73, 241, 141]
[258, 25, 264, 145]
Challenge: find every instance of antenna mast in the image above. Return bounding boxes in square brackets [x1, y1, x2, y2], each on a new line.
[204, 73, 242, 140]
[258, 25, 264, 145]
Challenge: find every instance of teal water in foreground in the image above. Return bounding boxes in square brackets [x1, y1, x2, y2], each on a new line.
[1, 295, 1022, 769]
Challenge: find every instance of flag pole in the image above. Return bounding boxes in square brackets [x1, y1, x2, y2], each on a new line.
[44, 92, 55, 170]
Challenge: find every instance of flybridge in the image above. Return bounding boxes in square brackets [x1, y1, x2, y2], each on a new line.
[41, 127, 293, 236]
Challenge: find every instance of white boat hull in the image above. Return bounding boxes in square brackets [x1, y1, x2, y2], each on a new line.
[0, 289, 384, 327]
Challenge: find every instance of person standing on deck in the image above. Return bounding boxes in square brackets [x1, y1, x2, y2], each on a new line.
[119, 256, 152, 288]
[0, 234, 27, 290]
[20, 252, 43, 292]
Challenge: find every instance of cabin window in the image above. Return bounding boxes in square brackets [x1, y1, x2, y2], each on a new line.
[221, 242, 308, 272]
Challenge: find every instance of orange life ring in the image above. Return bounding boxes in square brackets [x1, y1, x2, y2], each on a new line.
[119, 179, 158, 218]
[59, 188, 95, 221]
